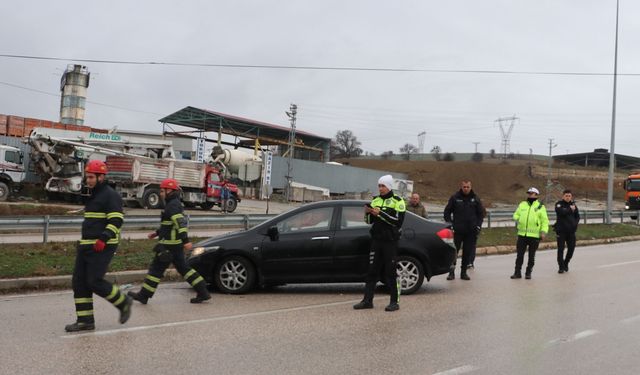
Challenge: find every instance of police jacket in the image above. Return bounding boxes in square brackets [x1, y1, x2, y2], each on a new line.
[513, 199, 549, 239]
[443, 190, 485, 235]
[365, 190, 406, 241]
[156, 193, 190, 246]
[554, 200, 580, 233]
[81, 182, 124, 246]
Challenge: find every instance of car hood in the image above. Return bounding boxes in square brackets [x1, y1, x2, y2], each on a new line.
[194, 229, 255, 248]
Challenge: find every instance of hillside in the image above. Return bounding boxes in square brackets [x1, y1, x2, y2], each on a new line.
[341, 158, 627, 208]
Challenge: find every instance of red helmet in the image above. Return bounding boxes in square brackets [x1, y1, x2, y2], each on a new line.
[160, 178, 180, 190]
[85, 160, 108, 174]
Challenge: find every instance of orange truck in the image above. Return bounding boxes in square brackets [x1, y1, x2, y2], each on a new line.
[624, 173, 640, 218]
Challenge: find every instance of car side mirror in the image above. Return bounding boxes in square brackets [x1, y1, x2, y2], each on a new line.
[267, 226, 279, 241]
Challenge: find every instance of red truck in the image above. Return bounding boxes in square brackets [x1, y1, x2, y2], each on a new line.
[106, 155, 240, 212]
[624, 173, 640, 219]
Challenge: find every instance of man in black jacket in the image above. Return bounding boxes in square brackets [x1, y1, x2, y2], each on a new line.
[444, 180, 485, 280]
[554, 189, 580, 273]
[65, 160, 132, 332]
[128, 178, 211, 304]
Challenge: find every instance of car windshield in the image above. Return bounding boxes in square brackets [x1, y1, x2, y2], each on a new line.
[627, 179, 640, 191]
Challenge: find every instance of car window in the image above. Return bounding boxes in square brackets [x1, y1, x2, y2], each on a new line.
[5, 150, 19, 164]
[277, 207, 333, 234]
[340, 206, 370, 229]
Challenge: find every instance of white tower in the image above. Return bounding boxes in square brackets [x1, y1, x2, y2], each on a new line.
[60, 64, 90, 125]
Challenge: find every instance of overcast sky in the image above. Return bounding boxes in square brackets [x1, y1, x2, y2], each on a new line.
[1, 0, 639, 157]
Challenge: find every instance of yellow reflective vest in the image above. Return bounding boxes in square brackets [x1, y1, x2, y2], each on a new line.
[513, 200, 549, 238]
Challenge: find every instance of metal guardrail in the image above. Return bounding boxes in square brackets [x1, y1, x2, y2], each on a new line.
[1, 210, 638, 244]
[0, 214, 277, 243]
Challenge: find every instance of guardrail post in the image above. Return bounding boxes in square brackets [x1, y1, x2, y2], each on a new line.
[43, 215, 50, 244]
[487, 212, 491, 228]
[583, 210, 587, 225]
[621, 211, 624, 223]
[243, 215, 249, 230]
[602, 211, 605, 224]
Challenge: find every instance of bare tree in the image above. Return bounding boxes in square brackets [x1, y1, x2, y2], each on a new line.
[431, 145, 442, 161]
[399, 143, 418, 160]
[331, 130, 363, 159]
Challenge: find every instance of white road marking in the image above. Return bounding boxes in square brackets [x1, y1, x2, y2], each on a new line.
[432, 365, 479, 375]
[621, 314, 640, 324]
[546, 329, 599, 346]
[597, 260, 640, 269]
[61, 298, 363, 339]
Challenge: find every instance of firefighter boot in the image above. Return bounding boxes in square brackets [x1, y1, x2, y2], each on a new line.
[447, 270, 455, 280]
[190, 282, 211, 304]
[64, 321, 95, 332]
[460, 267, 471, 280]
[128, 289, 151, 305]
[119, 295, 133, 324]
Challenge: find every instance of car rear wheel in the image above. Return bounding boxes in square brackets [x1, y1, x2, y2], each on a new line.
[396, 255, 424, 295]
[214, 256, 256, 294]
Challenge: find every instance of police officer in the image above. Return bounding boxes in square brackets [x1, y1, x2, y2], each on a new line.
[65, 160, 132, 332]
[511, 187, 549, 280]
[554, 189, 580, 273]
[444, 180, 485, 280]
[354, 174, 406, 312]
[128, 178, 211, 304]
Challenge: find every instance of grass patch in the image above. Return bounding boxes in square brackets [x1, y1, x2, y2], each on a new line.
[477, 223, 640, 247]
[0, 238, 203, 279]
[0, 203, 75, 216]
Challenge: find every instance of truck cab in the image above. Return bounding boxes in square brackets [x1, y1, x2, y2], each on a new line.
[0, 145, 26, 201]
[624, 174, 640, 219]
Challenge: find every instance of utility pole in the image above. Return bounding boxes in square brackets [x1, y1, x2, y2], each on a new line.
[285, 103, 297, 202]
[606, 0, 620, 225]
[546, 138, 557, 203]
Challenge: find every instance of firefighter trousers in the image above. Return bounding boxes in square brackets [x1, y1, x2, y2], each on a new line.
[72, 243, 128, 323]
[138, 244, 206, 298]
[363, 239, 399, 304]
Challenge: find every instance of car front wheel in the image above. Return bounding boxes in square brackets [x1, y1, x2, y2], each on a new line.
[396, 255, 424, 295]
[213, 256, 256, 294]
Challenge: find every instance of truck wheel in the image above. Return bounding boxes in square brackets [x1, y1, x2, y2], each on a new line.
[0, 182, 9, 202]
[142, 188, 161, 209]
[224, 197, 238, 213]
[200, 202, 215, 210]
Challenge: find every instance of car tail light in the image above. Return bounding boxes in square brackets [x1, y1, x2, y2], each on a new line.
[436, 228, 455, 247]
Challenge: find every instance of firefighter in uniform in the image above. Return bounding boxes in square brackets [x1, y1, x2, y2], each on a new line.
[128, 178, 211, 304]
[354, 175, 406, 312]
[65, 160, 132, 332]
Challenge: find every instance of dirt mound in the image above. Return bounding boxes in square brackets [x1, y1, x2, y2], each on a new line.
[0, 203, 74, 216]
[341, 159, 623, 207]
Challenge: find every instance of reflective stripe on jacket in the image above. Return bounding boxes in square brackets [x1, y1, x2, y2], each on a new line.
[513, 200, 549, 238]
[157, 193, 190, 245]
[81, 182, 124, 245]
[365, 191, 406, 241]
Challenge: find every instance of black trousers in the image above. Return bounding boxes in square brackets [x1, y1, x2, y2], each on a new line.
[363, 239, 399, 304]
[515, 236, 540, 273]
[453, 232, 477, 269]
[139, 244, 205, 298]
[556, 231, 576, 267]
[72, 243, 127, 323]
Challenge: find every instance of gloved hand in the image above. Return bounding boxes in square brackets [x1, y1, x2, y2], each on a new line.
[183, 242, 193, 252]
[148, 232, 158, 240]
[94, 239, 106, 252]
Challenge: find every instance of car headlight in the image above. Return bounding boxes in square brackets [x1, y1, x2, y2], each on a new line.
[625, 205, 630, 210]
[191, 247, 206, 257]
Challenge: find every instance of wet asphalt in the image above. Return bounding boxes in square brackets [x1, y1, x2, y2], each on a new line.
[2, 241, 640, 374]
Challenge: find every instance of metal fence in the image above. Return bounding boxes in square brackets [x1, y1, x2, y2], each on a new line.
[1, 210, 638, 244]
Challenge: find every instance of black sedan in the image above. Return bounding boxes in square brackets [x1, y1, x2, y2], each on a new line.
[188, 200, 456, 295]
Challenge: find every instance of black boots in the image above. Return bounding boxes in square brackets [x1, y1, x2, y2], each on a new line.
[510, 271, 522, 279]
[65, 321, 95, 332]
[564, 260, 570, 272]
[353, 300, 374, 310]
[190, 282, 211, 304]
[460, 269, 470, 280]
[119, 295, 133, 324]
[447, 270, 455, 280]
[128, 290, 150, 304]
[385, 303, 400, 312]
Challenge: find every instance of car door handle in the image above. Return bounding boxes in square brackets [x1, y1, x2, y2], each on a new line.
[311, 236, 330, 241]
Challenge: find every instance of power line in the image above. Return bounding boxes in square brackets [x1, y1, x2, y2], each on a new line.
[3, 53, 640, 76]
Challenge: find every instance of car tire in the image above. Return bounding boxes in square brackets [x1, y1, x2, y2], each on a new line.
[0, 182, 9, 202]
[224, 197, 238, 213]
[213, 256, 256, 294]
[396, 255, 424, 295]
[142, 188, 161, 209]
